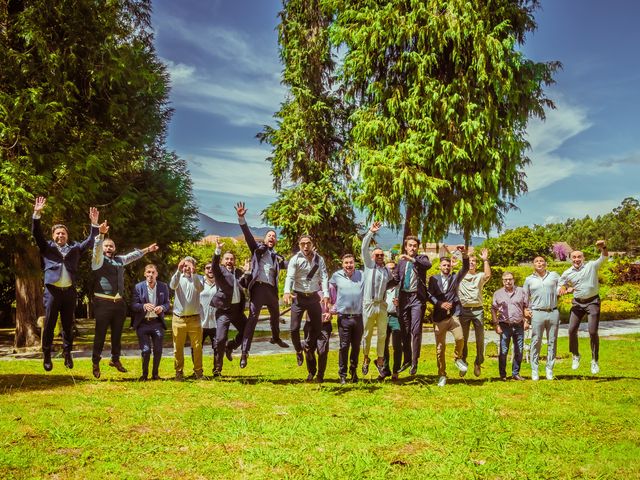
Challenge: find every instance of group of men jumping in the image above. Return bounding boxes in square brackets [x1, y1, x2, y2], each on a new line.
[31, 197, 609, 385]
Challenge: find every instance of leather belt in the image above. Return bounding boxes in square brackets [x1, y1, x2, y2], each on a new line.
[532, 307, 557, 312]
[95, 295, 123, 303]
[575, 295, 599, 303]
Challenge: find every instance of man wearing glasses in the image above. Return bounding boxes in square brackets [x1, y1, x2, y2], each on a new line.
[491, 272, 530, 381]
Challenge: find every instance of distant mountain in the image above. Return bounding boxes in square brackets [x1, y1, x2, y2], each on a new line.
[197, 212, 484, 249]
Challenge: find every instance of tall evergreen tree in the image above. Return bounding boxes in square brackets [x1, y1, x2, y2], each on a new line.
[0, 0, 199, 348]
[259, 0, 358, 266]
[330, 0, 559, 244]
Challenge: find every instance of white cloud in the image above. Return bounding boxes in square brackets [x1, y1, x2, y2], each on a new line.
[524, 97, 592, 191]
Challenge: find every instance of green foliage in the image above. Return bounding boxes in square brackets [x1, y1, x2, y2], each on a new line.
[330, 0, 559, 242]
[259, 0, 359, 271]
[480, 226, 552, 266]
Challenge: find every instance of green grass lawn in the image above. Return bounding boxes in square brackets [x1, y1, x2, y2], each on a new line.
[1, 335, 639, 479]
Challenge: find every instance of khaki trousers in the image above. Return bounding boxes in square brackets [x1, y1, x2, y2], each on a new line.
[172, 314, 203, 375]
[434, 315, 464, 377]
[362, 301, 388, 359]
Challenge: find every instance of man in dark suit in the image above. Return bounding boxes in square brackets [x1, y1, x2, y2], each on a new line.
[31, 196, 100, 371]
[210, 236, 249, 377]
[393, 235, 432, 375]
[90, 220, 158, 378]
[131, 264, 170, 381]
[426, 246, 470, 387]
[234, 202, 288, 369]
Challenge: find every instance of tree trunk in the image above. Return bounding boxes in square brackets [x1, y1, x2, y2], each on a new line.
[13, 245, 43, 350]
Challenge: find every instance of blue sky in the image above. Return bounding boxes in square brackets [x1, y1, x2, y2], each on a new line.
[152, 0, 640, 232]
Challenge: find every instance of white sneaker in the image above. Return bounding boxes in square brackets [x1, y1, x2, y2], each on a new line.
[437, 376, 447, 387]
[545, 368, 554, 380]
[591, 360, 600, 375]
[572, 354, 581, 370]
[474, 363, 481, 377]
[531, 370, 539, 381]
[455, 359, 468, 375]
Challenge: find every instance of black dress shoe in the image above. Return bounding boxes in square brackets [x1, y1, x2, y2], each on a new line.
[225, 344, 234, 361]
[410, 363, 418, 375]
[500, 376, 507, 381]
[151, 374, 161, 381]
[43, 351, 53, 372]
[63, 350, 74, 369]
[269, 337, 290, 348]
[296, 351, 304, 366]
[138, 375, 148, 381]
[212, 370, 221, 378]
[350, 372, 359, 384]
[316, 376, 324, 384]
[398, 361, 412, 373]
[512, 374, 525, 381]
[339, 376, 347, 385]
[240, 354, 248, 369]
[306, 373, 315, 382]
[362, 359, 370, 375]
[109, 360, 128, 373]
[92, 363, 101, 379]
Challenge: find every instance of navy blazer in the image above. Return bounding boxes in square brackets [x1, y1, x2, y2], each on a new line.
[32, 217, 98, 286]
[427, 257, 470, 322]
[131, 280, 170, 330]
[393, 254, 432, 301]
[210, 251, 250, 310]
[239, 221, 286, 290]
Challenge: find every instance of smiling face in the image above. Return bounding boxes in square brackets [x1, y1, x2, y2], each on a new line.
[342, 255, 355, 275]
[52, 227, 68, 247]
[222, 252, 235, 270]
[204, 263, 214, 279]
[439, 258, 451, 275]
[372, 248, 385, 266]
[103, 239, 116, 258]
[264, 230, 277, 249]
[182, 260, 195, 276]
[502, 273, 515, 291]
[144, 265, 158, 286]
[468, 256, 477, 273]
[571, 250, 584, 269]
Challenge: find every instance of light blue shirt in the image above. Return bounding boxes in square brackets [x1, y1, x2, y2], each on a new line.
[560, 254, 606, 299]
[329, 269, 364, 315]
[523, 271, 560, 310]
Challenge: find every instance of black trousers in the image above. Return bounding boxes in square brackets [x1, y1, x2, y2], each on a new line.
[136, 320, 165, 377]
[215, 303, 247, 371]
[242, 282, 281, 354]
[92, 297, 127, 364]
[382, 315, 403, 375]
[568, 295, 601, 361]
[289, 292, 322, 353]
[304, 320, 332, 378]
[42, 284, 76, 353]
[337, 314, 363, 377]
[398, 291, 425, 365]
[202, 327, 217, 353]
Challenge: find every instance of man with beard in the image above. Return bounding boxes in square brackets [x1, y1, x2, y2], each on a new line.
[235, 202, 288, 369]
[90, 220, 158, 378]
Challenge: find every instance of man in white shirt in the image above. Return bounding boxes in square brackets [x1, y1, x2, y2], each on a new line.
[559, 240, 609, 374]
[283, 235, 330, 368]
[169, 256, 204, 380]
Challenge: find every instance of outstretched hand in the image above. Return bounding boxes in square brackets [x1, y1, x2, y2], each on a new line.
[480, 248, 489, 261]
[99, 220, 109, 235]
[370, 221, 382, 233]
[235, 202, 247, 218]
[214, 236, 224, 249]
[146, 243, 159, 253]
[33, 196, 46, 214]
[89, 207, 99, 225]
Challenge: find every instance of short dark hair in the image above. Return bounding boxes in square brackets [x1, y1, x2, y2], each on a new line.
[298, 234, 314, 243]
[341, 253, 355, 261]
[222, 251, 235, 259]
[404, 235, 420, 246]
[51, 224, 69, 235]
[439, 256, 451, 264]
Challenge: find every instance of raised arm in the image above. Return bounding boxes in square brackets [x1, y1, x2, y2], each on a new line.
[31, 196, 48, 251]
[593, 240, 609, 269]
[91, 221, 109, 270]
[78, 207, 100, 252]
[480, 248, 492, 281]
[361, 222, 381, 269]
[118, 243, 158, 266]
[235, 201, 258, 253]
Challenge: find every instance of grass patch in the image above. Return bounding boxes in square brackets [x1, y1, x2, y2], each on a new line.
[1, 336, 639, 479]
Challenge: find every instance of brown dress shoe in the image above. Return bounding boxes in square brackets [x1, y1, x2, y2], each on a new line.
[109, 360, 128, 373]
[92, 363, 101, 379]
[512, 374, 525, 381]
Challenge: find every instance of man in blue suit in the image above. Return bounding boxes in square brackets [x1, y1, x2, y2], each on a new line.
[392, 236, 432, 375]
[210, 236, 249, 377]
[427, 246, 470, 387]
[235, 202, 288, 370]
[131, 264, 170, 381]
[31, 196, 100, 371]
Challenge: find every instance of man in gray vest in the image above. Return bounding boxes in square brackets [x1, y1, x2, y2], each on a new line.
[91, 220, 158, 378]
